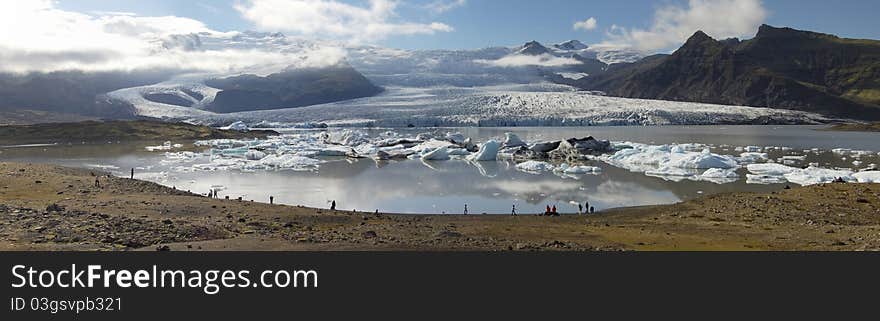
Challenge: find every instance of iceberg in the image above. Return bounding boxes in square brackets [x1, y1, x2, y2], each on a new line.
[468, 140, 500, 161]
[502, 132, 527, 148]
[746, 163, 800, 176]
[783, 167, 855, 186]
[561, 164, 602, 174]
[516, 161, 555, 172]
[746, 174, 787, 185]
[738, 152, 769, 163]
[421, 146, 451, 161]
[259, 154, 323, 171]
[698, 168, 739, 184]
[226, 121, 249, 132]
[853, 171, 880, 183]
[244, 150, 267, 160]
[445, 132, 466, 145]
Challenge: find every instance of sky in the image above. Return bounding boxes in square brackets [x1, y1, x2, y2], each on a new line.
[51, 0, 880, 50]
[2, 0, 879, 74]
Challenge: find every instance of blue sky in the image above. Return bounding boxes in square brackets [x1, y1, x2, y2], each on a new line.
[53, 0, 880, 51]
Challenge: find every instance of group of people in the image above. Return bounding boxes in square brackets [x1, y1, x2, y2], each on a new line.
[542, 202, 595, 216]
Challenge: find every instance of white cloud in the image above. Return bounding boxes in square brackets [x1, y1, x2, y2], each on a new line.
[474, 54, 581, 68]
[0, 0, 345, 74]
[573, 17, 597, 31]
[426, 0, 467, 14]
[600, 0, 767, 52]
[235, 0, 454, 42]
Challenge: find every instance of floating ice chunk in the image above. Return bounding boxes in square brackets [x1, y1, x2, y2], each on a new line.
[853, 160, 863, 166]
[747, 163, 800, 176]
[698, 168, 739, 184]
[832, 148, 851, 155]
[744, 146, 762, 152]
[85, 164, 120, 170]
[226, 121, 249, 132]
[468, 140, 500, 161]
[325, 130, 369, 146]
[259, 154, 323, 170]
[666, 149, 738, 169]
[447, 148, 470, 156]
[317, 146, 352, 156]
[516, 161, 555, 172]
[783, 167, 855, 186]
[560, 164, 602, 174]
[445, 132, 466, 145]
[502, 133, 526, 148]
[645, 167, 694, 178]
[738, 152, 769, 163]
[145, 141, 179, 151]
[746, 174, 787, 184]
[244, 150, 266, 160]
[421, 146, 450, 161]
[853, 171, 880, 183]
[701, 168, 739, 178]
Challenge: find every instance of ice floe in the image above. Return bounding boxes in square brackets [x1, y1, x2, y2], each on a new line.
[853, 171, 880, 183]
[516, 161, 555, 173]
[468, 140, 500, 161]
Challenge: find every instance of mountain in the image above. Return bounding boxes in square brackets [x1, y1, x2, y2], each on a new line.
[554, 40, 589, 51]
[204, 63, 383, 113]
[516, 41, 553, 56]
[573, 25, 880, 120]
[0, 71, 173, 119]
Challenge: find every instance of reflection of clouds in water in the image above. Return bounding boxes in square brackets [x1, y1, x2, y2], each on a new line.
[588, 181, 680, 210]
[477, 179, 582, 205]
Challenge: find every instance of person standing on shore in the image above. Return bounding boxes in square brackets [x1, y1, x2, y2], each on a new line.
[464, 204, 468, 215]
[270, 196, 274, 205]
[589, 206, 595, 214]
[578, 203, 583, 215]
[545, 205, 551, 216]
[551, 205, 557, 216]
[331, 200, 336, 211]
[511, 204, 517, 216]
[130, 168, 134, 179]
[94, 176, 100, 188]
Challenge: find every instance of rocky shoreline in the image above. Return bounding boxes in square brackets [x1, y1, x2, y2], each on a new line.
[2, 161, 878, 251]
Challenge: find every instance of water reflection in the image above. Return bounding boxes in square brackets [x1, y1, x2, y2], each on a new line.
[3, 125, 879, 214]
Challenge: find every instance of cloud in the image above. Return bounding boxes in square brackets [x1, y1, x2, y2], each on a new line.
[474, 54, 581, 68]
[426, 0, 467, 14]
[573, 17, 597, 31]
[235, 0, 454, 42]
[0, 0, 346, 74]
[600, 0, 767, 52]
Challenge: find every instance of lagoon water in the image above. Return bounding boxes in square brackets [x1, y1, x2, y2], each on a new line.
[2, 125, 878, 214]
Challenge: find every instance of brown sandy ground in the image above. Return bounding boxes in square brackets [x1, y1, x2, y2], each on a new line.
[0, 120, 277, 145]
[1, 162, 879, 251]
[825, 122, 880, 132]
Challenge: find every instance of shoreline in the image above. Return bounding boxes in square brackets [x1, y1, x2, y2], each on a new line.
[2, 161, 878, 251]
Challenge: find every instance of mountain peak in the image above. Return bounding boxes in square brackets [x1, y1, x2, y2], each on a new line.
[517, 41, 551, 55]
[686, 30, 714, 43]
[755, 24, 838, 40]
[554, 40, 588, 51]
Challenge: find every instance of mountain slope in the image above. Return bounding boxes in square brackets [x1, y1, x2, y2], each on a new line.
[575, 25, 880, 120]
[0, 71, 172, 119]
[204, 63, 383, 113]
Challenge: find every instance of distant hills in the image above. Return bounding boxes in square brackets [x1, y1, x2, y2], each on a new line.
[204, 63, 383, 113]
[569, 25, 880, 120]
[2, 25, 879, 122]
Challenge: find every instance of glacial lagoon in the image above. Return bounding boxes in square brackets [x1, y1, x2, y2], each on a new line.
[2, 125, 879, 214]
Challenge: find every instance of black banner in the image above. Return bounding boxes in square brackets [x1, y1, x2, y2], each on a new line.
[1, 252, 878, 319]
